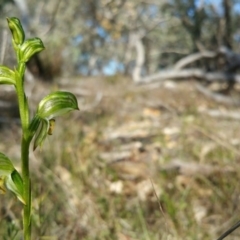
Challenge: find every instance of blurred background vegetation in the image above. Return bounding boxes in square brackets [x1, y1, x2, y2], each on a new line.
[0, 0, 239, 79]
[1, 0, 240, 239]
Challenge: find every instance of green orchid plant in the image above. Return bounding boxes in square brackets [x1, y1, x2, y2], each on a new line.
[0, 17, 79, 239]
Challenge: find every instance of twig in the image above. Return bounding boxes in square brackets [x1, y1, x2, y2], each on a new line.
[150, 178, 170, 236]
[217, 220, 240, 240]
[150, 178, 166, 218]
[192, 124, 240, 157]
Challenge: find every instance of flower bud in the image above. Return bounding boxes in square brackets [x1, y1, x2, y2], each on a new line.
[20, 38, 45, 63]
[7, 17, 25, 45]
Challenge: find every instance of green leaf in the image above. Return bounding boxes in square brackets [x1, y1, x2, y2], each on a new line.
[20, 38, 45, 63]
[0, 153, 25, 203]
[7, 17, 25, 46]
[37, 91, 79, 119]
[0, 152, 15, 176]
[6, 170, 25, 204]
[33, 119, 49, 151]
[0, 65, 15, 85]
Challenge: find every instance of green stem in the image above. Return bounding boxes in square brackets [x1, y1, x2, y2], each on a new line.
[16, 62, 29, 131]
[21, 137, 31, 240]
[15, 62, 32, 239]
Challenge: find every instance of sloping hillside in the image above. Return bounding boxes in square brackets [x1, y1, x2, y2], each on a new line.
[1, 76, 240, 239]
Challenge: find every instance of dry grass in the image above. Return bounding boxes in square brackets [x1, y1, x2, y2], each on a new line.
[1, 77, 240, 239]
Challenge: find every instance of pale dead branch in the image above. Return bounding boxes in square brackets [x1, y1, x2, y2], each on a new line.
[162, 159, 235, 177]
[195, 83, 240, 106]
[136, 69, 240, 84]
[174, 51, 217, 70]
[200, 109, 240, 120]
